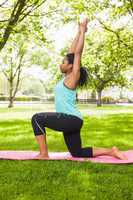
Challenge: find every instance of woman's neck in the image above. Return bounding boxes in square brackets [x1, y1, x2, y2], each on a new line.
[64, 71, 71, 77]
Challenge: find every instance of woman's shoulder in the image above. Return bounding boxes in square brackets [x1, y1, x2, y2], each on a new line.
[63, 74, 79, 90]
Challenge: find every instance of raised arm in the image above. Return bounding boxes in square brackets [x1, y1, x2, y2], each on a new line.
[64, 19, 88, 89]
[72, 19, 88, 74]
[68, 21, 87, 54]
[68, 24, 81, 54]
[75, 29, 85, 54]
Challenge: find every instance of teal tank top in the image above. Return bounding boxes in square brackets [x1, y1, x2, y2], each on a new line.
[54, 76, 83, 120]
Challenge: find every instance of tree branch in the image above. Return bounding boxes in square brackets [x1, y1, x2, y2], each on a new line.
[2, 69, 10, 81]
[27, 9, 61, 17]
[13, 51, 25, 79]
[96, 18, 130, 49]
[0, 0, 27, 51]
[129, 0, 133, 13]
[123, 0, 133, 19]
[0, 19, 9, 22]
[13, 54, 24, 97]
[0, 0, 8, 8]
[18, 0, 47, 22]
[13, 67, 21, 98]
[0, 0, 48, 51]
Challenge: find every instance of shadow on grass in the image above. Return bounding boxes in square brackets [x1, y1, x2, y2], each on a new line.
[0, 119, 66, 151]
[81, 113, 133, 150]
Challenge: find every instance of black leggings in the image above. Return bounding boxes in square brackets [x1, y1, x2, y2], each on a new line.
[31, 112, 93, 158]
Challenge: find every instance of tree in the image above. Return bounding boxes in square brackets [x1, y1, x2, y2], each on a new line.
[61, 0, 133, 106]
[0, 0, 49, 52]
[0, 36, 28, 107]
[83, 31, 129, 106]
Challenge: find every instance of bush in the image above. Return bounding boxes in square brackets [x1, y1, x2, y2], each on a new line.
[102, 96, 115, 104]
[0, 96, 41, 101]
[15, 96, 41, 101]
[0, 96, 9, 101]
[128, 99, 133, 103]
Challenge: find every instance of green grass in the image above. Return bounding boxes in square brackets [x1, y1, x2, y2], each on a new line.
[0, 104, 133, 200]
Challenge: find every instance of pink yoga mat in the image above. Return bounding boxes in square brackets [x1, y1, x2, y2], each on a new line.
[0, 150, 133, 164]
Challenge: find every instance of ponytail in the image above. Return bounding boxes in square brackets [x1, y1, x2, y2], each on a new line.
[78, 67, 89, 87]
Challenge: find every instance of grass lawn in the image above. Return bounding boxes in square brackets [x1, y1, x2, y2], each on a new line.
[0, 103, 133, 200]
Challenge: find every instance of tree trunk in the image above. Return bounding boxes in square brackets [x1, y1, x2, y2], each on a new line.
[0, 0, 47, 52]
[97, 90, 102, 107]
[120, 87, 123, 99]
[91, 89, 96, 99]
[0, 0, 26, 52]
[8, 96, 14, 108]
[8, 80, 14, 108]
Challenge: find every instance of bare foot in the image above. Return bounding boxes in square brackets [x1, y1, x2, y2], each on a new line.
[110, 146, 128, 160]
[34, 153, 49, 160]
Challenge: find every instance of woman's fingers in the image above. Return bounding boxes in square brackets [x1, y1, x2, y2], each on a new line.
[80, 19, 88, 28]
[79, 22, 88, 32]
[82, 18, 89, 26]
[78, 17, 89, 33]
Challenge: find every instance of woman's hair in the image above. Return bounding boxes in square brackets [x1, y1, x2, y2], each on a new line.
[66, 53, 89, 87]
[66, 53, 74, 64]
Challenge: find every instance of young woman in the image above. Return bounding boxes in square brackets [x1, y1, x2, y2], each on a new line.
[31, 19, 127, 160]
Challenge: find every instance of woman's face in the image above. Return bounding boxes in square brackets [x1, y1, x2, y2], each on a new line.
[60, 57, 71, 73]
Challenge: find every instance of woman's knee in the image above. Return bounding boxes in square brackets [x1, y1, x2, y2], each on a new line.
[70, 148, 93, 158]
[31, 113, 39, 123]
[70, 150, 81, 157]
[31, 113, 45, 135]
